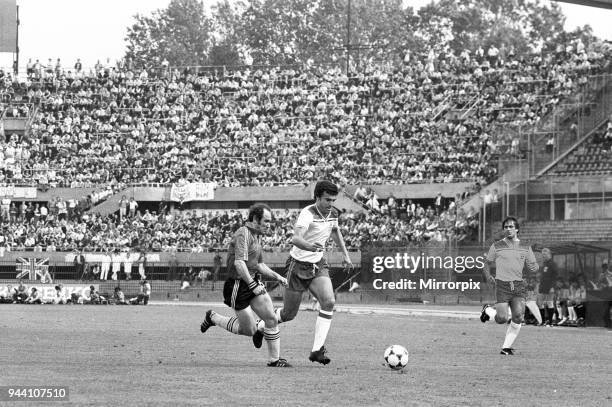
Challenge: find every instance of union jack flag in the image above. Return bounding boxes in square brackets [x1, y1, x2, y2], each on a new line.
[16, 257, 49, 280]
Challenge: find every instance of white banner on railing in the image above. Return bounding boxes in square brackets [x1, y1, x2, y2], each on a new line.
[0, 186, 37, 198]
[170, 182, 215, 202]
[2, 284, 98, 302]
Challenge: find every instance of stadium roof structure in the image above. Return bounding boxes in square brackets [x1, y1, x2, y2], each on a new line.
[545, 242, 610, 255]
[554, 0, 612, 9]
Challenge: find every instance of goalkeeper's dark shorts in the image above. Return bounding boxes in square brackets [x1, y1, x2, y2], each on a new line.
[223, 279, 258, 311]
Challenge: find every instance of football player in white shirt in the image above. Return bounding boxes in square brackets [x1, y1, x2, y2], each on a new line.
[274, 180, 353, 365]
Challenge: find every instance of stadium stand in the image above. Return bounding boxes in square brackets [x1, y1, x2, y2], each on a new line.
[0, 37, 609, 189]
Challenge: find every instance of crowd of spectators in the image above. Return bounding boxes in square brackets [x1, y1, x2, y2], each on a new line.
[0, 37, 609, 187]
[0, 280, 150, 305]
[0, 195, 477, 252]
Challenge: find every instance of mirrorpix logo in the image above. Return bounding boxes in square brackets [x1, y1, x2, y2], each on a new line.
[371, 252, 485, 291]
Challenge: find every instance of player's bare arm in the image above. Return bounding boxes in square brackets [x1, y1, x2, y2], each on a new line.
[257, 263, 288, 287]
[331, 226, 352, 267]
[483, 261, 496, 285]
[291, 225, 323, 252]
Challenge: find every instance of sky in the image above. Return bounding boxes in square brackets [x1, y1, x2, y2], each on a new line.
[1, 0, 611, 71]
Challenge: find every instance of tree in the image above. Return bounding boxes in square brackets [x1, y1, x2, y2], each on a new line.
[416, 0, 568, 56]
[212, 0, 416, 68]
[125, 0, 213, 69]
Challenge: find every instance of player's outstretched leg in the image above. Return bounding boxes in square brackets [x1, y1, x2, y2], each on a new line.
[200, 309, 251, 336]
[500, 298, 525, 355]
[200, 310, 215, 333]
[252, 319, 264, 349]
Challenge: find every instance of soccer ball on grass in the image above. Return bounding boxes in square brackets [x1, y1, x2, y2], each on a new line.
[384, 344, 409, 370]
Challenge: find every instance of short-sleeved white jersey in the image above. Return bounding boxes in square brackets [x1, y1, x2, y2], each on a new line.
[290, 205, 339, 263]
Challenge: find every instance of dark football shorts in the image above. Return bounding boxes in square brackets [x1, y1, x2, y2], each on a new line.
[495, 280, 526, 304]
[223, 279, 262, 311]
[285, 256, 330, 292]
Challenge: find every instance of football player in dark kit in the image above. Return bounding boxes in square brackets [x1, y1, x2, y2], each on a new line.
[199, 203, 291, 367]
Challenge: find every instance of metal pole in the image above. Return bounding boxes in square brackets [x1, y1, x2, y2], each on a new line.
[346, 0, 351, 75]
[14, 5, 19, 75]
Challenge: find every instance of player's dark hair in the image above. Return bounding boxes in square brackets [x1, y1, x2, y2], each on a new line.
[314, 180, 339, 199]
[248, 203, 272, 222]
[502, 216, 519, 231]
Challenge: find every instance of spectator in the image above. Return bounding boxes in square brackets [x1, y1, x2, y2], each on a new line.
[25, 287, 42, 304]
[13, 281, 28, 303]
[129, 280, 151, 305]
[112, 286, 127, 305]
[538, 248, 557, 325]
[52, 285, 67, 304]
[73, 250, 86, 279]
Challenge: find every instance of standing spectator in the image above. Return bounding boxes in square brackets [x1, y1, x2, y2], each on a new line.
[168, 249, 179, 281]
[19, 201, 26, 221]
[25, 202, 34, 222]
[39, 204, 48, 222]
[73, 250, 86, 279]
[100, 249, 111, 280]
[492, 189, 499, 203]
[74, 58, 82, 73]
[67, 199, 78, 220]
[137, 250, 147, 280]
[434, 193, 443, 215]
[482, 190, 492, 205]
[111, 250, 122, 281]
[123, 248, 133, 280]
[0, 197, 10, 222]
[118, 196, 128, 221]
[538, 248, 557, 325]
[213, 250, 222, 281]
[56, 198, 68, 221]
[9, 203, 17, 223]
[128, 198, 139, 218]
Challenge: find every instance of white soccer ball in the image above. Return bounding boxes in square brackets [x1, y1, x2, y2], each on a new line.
[384, 345, 409, 370]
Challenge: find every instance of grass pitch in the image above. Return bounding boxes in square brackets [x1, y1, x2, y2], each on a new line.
[1, 304, 610, 406]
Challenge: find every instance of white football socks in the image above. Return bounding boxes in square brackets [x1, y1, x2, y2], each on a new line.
[502, 321, 521, 349]
[312, 310, 333, 352]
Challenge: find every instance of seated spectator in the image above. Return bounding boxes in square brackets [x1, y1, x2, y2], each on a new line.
[111, 286, 127, 305]
[0, 284, 14, 303]
[598, 262, 612, 288]
[12, 281, 28, 303]
[129, 280, 151, 305]
[25, 287, 42, 304]
[86, 285, 104, 304]
[52, 285, 67, 304]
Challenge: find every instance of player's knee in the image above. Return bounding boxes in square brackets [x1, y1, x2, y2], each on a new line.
[240, 324, 257, 336]
[281, 308, 297, 322]
[494, 315, 508, 324]
[319, 297, 335, 311]
[263, 316, 277, 328]
[511, 315, 523, 324]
